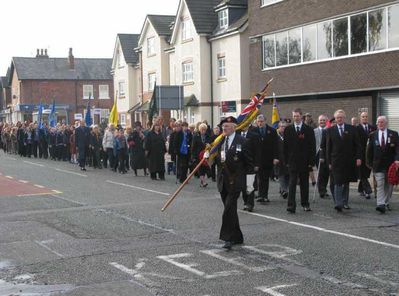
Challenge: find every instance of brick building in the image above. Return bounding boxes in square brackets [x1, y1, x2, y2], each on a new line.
[248, 0, 399, 129]
[0, 67, 12, 122]
[8, 49, 113, 125]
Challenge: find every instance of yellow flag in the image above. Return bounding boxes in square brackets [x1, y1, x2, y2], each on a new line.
[109, 100, 118, 126]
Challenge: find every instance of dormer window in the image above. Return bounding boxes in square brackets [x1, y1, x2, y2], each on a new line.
[182, 19, 192, 41]
[219, 9, 228, 29]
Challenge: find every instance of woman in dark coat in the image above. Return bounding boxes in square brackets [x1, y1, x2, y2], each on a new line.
[191, 123, 211, 187]
[144, 123, 166, 180]
[128, 122, 147, 176]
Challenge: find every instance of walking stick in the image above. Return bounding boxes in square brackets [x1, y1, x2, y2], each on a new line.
[162, 158, 206, 212]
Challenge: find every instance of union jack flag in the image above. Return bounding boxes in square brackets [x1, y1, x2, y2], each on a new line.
[236, 93, 263, 124]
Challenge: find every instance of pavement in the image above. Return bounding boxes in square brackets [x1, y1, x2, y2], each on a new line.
[0, 152, 398, 296]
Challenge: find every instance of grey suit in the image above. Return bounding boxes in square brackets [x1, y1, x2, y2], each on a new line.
[314, 127, 329, 197]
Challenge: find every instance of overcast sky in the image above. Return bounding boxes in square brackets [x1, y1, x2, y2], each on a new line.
[0, 0, 180, 75]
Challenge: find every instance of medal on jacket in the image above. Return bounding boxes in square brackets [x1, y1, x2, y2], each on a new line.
[221, 151, 226, 162]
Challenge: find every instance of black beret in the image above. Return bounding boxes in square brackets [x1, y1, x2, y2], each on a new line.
[220, 116, 238, 125]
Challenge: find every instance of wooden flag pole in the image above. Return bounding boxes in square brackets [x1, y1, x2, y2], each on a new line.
[161, 157, 207, 212]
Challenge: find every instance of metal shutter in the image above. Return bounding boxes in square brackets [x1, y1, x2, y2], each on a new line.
[379, 93, 399, 132]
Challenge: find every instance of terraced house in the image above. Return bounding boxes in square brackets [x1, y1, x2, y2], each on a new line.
[249, 0, 399, 128]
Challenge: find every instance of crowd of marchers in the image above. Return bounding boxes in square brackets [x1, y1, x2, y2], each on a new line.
[0, 108, 398, 216]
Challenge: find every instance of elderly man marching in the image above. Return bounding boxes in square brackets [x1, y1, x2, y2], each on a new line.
[366, 116, 399, 214]
[206, 116, 253, 250]
[326, 110, 362, 212]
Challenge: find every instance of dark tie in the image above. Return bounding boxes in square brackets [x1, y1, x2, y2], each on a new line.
[339, 127, 344, 138]
[261, 128, 265, 136]
[365, 125, 368, 134]
[225, 136, 229, 154]
[381, 132, 385, 149]
[296, 126, 300, 134]
[201, 136, 205, 144]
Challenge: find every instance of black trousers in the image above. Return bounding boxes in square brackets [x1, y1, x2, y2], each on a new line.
[105, 148, 114, 169]
[258, 168, 271, 198]
[39, 141, 48, 159]
[358, 178, 372, 195]
[317, 162, 330, 196]
[288, 169, 310, 209]
[220, 188, 243, 243]
[32, 141, 39, 158]
[78, 145, 87, 168]
[177, 155, 189, 183]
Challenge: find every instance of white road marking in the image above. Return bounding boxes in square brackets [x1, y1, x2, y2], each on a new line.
[34, 184, 45, 188]
[34, 240, 64, 258]
[157, 253, 241, 279]
[355, 272, 399, 287]
[49, 194, 86, 206]
[240, 210, 399, 250]
[18, 180, 29, 183]
[106, 180, 170, 196]
[54, 168, 88, 177]
[201, 249, 274, 272]
[243, 244, 303, 265]
[256, 284, 297, 296]
[97, 209, 175, 234]
[5, 176, 13, 179]
[23, 161, 44, 167]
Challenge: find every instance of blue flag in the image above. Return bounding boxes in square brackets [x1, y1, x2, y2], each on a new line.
[37, 101, 44, 129]
[85, 93, 93, 126]
[49, 99, 57, 127]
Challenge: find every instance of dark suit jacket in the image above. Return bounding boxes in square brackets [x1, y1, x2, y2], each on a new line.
[366, 129, 399, 172]
[326, 124, 361, 184]
[283, 123, 316, 172]
[191, 133, 211, 161]
[249, 125, 278, 170]
[216, 133, 253, 193]
[174, 130, 193, 158]
[75, 126, 90, 148]
[357, 124, 376, 178]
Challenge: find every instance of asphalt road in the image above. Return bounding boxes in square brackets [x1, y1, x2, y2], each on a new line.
[0, 152, 398, 296]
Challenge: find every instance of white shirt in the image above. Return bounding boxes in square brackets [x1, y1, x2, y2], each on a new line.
[337, 124, 345, 136]
[294, 122, 303, 131]
[225, 132, 236, 150]
[378, 129, 388, 145]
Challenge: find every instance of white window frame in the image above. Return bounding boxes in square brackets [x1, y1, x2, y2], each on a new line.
[147, 37, 155, 56]
[182, 62, 193, 83]
[120, 113, 126, 126]
[219, 9, 229, 29]
[118, 81, 125, 97]
[182, 19, 192, 41]
[83, 85, 93, 100]
[217, 56, 226, 78]
[99, 85, 110, 99]
[148, 73, 156, 91]
[261, 3, 399, 71]
[117, 49, 122, 68]
[261, 0, 284, 8]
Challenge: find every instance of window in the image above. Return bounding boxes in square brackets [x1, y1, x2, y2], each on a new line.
[182, 19, 192, 41]
[369, 9, 386, 51]
[83, 85, 93, 99]
[261, 0, 283, 7]
[182, 62, 193, 83]
[118, 81, 125, 97]
[317, 21, 332, 59]
[275, 32, 288, 66]
[288, 28, 301, 64]
[219, 9, 228, 29]
[99, 85, 109, 99]
[217, 56, 226, 78]
[261, 3, 399, 70]
[388, 4, 399, 48]
[120, 113, 126, 126]
[263, 35, 275, 68]
[117, 50, 122, 67]
[351, 13, 367, 54]
[302, 24, 317, 61]
[147, 37, 155, 56]
[333, 18, 348, 57]
[148, 73, 156, 91]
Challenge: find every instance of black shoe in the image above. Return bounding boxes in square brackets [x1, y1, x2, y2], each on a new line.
[247, 206, 253, 212]
[282, 191, 288, 199]
[80, 167, 86, 171]
[256, 197, 266, 203]
[335, 206, 343, 212]
[386, 204, 391, 211]
[303, 207, 312, 212]
[232, 240, 244, 245]
[376, 206, 386, 214]
[319, 194, 325, 199]
[243, 205, 249, 211]
[343, 205, 351, 210]
[287, 208, 296, 214]
[264, 197, 270, 203]
[359, 192, 366, 197]
[365, 194, 371, 200]
[222, 241, 232, 250]
[312, 182, 316, 186]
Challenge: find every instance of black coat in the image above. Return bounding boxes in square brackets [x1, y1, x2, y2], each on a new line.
[174, 130, 192, 159]
[366, 129, 399, 172]
[216, 134, 253, 193]
[90, 133, 102, 149]
[144, 131, 166, 173]
[249, 125, 279, 170]
[75, 126, 90, 148]
[326, 124, 362, 184]
[129, 131, 147, 170]
[283, 123, 316, 172]
[356, 124, 376, 178]
[191, 132, 211, 162]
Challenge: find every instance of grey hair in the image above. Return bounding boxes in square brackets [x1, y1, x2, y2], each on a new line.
[376, 116, 388, 124]
[257, 114, 265, 121]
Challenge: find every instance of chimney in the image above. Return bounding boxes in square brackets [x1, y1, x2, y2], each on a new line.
[44, 49, 48, 57]
[36, 49, 40, 57]
[68, 48, 74, 70]
[40, 49, 44, 56]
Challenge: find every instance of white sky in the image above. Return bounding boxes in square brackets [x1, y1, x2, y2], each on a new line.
[0, 0, 180, 75]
